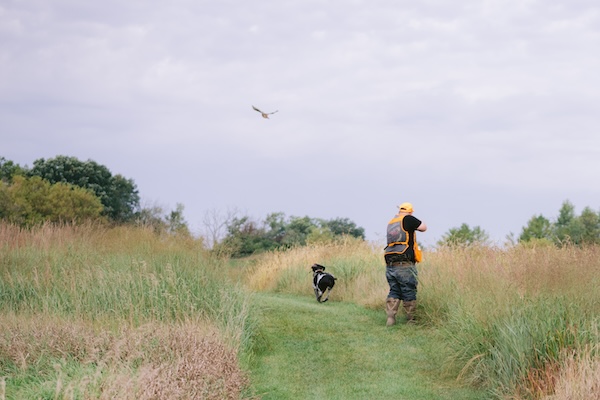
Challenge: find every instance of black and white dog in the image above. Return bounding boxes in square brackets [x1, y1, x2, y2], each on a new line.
[311, 263, 336, 303]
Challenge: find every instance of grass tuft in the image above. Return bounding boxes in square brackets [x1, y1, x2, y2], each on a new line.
[0, 315, 248, 399]
[0, 222, 253, 399]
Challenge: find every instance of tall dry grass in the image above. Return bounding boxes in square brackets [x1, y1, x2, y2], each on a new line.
[245, 240, 600, 399]
[245, 237, 386, 308]
[422, 244, 600, 399]
[544, 344, 600, 400]
[0, 222, 253, 399]
[0, 315, 247, 399]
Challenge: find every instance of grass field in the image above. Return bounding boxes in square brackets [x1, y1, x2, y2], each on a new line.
[1, 224, 599, 399]
[245, 239, 600, 399]
[245, 292, 486, 400]
[0, 223, 252, 399]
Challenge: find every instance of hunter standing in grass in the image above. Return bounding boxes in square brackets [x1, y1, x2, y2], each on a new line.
[384, 202, 427, 325]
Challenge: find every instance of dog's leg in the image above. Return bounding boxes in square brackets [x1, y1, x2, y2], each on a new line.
[320, 288, 331, 302]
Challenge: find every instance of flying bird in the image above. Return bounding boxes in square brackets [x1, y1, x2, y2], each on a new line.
[252, 105, 278, 119]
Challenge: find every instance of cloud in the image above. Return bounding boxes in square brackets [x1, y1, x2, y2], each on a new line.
[1, 0, 599, 245]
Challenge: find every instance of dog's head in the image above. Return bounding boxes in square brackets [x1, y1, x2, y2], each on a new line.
[311, 263, 325, 274]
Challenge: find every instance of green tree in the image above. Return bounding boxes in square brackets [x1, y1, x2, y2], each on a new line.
[0, 181, 14, 220]
[306, 226, 335, 244]
[519, 215, 553, 242]
[577, 206, 600, 245]
[106, 174, 139, 222]
[0, 157, 24, 183]
[518, 200, 600, 247]
[282, 216, 316, 246]
[265, 212, 287, 243]
[321, 217, 365, 239]
[0, 176, 103, 225]
[134, 204, 168, 233]
[554, 200, 576, 244]
[134, 203, 193, 238]
[217, 216, 273, 257]
[28, 155, 139, 222]
[438, 223, 490, 247]
[555, 205, 600, 246]
[215, 212, 366, 257]
[167, 203, 191, 237]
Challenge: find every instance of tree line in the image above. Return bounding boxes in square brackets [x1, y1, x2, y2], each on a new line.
[2, 155, 598, 255]
[0, 155, 365, 257]
[0, 155, 188, 236]
[211, 212, 365, 257]
[437, 200, 600, 247]
[518, 200, 600, 246]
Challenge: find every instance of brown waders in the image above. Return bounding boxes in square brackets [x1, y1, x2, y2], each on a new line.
[403, 300, 416, 324]
[386, 298, 417, 325]
[385, 298, 400, 326]
[385, 260, 418, 325]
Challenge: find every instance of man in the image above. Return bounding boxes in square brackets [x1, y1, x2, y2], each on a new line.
[384, 202, 427, 325]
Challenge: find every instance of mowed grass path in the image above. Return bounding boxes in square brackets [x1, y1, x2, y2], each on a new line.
[246, 293, 488, 400]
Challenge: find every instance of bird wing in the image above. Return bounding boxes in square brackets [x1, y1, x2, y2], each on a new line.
[252, 105, 263, 113]
[269, 110, 279, 115]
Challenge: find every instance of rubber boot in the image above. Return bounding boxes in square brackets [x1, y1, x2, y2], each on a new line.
[403, 300, 417, 324]
[385, 298, 401, 326]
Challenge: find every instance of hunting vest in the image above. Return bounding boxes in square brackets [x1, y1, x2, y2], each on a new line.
[385, 214, 410, 255]
[385, 214, 423, 262]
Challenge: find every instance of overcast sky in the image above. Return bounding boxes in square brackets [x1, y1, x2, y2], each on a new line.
[2, 0, 599, 247]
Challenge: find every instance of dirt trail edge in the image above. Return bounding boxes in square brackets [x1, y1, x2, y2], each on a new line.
[245, 292, 487, 400]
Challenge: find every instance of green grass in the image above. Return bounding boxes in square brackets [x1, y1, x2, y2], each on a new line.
[4, 225, 599, 398]
[0, 223, 253, 399]
[244, 293, 488, 400]
[439, 296, 600, 398]
[246, 243, 600, 398]
[0, 242, 252, 346]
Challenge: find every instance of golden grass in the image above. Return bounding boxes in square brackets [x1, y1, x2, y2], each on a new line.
[0, 314, 248, 399]
[0, 221, 204, 255]
[545, 345, 600, 400]
[245, 237, 387, 307]
[243, 241, 600, 398]
[0, 222, 250, 399]
[420, 244, 600, 323]
[3, 222, 599, 398]
[245, 240, 600, 312]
